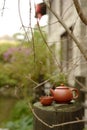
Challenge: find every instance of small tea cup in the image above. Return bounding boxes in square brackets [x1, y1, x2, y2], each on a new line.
[40, 96, 54, 106]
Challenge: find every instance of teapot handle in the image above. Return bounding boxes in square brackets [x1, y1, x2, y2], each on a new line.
[71, 88, 79, 99]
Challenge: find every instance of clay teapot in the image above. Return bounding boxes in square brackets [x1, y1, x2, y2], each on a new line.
[50, 84, 79, 103]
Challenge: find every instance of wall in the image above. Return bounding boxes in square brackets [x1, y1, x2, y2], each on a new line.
[47, 0, 87, 86]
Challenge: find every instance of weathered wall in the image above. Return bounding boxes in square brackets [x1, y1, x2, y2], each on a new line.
[47, 0, 87, 86]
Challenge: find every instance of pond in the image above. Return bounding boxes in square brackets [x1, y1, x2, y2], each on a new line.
[0, 96, 17, 126]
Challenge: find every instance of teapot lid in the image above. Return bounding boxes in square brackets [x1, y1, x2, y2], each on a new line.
[56, 84, 69, 89]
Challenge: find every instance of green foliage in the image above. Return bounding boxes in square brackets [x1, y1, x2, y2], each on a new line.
[6, 116, 33, 130]
[0, 31, 63, 91]
[0, 33, 55, 107]
[46, 72, 68, 86]
[0, 43, 14, 54]
[11, 100, 31, 119]
[5, 100, 33, 130]
[0, 63, 17, 87]
[0, 30, 53, 90]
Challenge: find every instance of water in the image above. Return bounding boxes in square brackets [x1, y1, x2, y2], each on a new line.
[0, 96, 17, 126]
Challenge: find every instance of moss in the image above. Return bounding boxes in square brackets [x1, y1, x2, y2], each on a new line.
[33, 102, 83, 112]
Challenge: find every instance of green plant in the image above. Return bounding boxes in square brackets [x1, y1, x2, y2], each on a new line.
[0, 31, 52, 89]
[12, 100, 31, 119]
[0, 63, 17, 87]
[6, 116, 33, 130]
[4, 100, 33, 130]
[46, 72, 68, 87]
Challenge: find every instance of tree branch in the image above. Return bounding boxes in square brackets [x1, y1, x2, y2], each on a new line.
[1, 0, 6, 16]
[73, 0, 87, 25]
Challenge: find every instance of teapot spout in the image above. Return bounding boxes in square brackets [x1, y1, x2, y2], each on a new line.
[50, 88, 54, 96]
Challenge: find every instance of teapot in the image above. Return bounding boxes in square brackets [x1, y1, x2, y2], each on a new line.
[50, 84, 79, 103]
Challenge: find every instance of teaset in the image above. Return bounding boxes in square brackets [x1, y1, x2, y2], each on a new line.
[40, 84, 79, 106]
